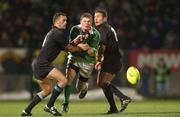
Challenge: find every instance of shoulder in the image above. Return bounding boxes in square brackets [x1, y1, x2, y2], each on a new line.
[51, 27, 64, 35]
[97, 23, 110, 34]
[50, 27, 66, 40]
[92, 27, 100, 36]
[103, 23, 112, 32]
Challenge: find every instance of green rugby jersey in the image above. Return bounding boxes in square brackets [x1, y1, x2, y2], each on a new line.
[69, 25, 100, 64]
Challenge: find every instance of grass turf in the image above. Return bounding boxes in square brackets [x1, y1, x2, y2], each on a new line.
[0, 100, 180, 117]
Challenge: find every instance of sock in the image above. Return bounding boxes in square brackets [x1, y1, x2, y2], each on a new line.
[109, 83, 128, 100]
[25, 93, 43, 113]
[47, 85, 63, 108]
[103, 84, 117, 110]
[64, 85, 71, 105]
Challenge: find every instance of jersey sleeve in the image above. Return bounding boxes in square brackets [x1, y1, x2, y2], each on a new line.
[69, 26, 80, 42]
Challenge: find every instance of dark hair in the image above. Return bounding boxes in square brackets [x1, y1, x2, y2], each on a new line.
[80, 12, 93, 21]
[53, 12, 66, 24]
[95, 9, 107, 17]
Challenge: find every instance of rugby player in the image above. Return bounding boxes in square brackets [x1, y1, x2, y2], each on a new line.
[62, 13, 100, 113]
[21, 12, 89, 116]
[94, 9, 131, 114]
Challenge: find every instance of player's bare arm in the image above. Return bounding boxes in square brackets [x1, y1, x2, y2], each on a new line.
[97, 43, 106, 61]
[77, 43, 90, 51]
[65, 43, 89, 52]
[95, 43, 105, 70]
[65, 34, 90, 52]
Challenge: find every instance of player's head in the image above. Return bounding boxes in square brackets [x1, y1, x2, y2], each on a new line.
[94, 9, 107, 26]
[80, 13, 93, 32]
[53, 12, 67, 29]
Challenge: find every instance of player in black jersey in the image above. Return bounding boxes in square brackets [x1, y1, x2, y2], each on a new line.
[94, 9, 131, 114]
[21, 12, 89, 116]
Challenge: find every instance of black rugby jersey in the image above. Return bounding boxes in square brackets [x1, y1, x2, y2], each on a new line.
[38, 26, 68, 63]
[96, 22, 121, 58]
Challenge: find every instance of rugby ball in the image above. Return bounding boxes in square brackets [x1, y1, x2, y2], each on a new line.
[126, 66, 140, 85]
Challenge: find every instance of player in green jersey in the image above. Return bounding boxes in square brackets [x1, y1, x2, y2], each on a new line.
[62, 12, 100, 113]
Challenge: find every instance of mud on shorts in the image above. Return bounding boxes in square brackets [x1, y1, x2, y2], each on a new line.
[67, 56, 94, 80]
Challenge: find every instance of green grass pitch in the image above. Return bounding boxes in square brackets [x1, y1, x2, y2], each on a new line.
[0, 100, 180, 117]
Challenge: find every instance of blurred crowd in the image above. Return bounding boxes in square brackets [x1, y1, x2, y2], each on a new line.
[0, 0, 180, 51]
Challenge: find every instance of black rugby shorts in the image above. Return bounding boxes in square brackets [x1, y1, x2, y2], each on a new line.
[101, 58, 122, 74]
[32, 58, 54, 80]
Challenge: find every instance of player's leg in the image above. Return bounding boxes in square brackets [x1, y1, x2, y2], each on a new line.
[106, 80, 131, 112]
[97, 72, 118, 114]
[77, 61, 94, 99]
[21, 78, 52, 116]
[44, 68, 67, 116]
[62, 65, 78, 113]
[76, 75, 88, 99]
[76, 60, 94, 99]
[98, 72, 131, 113]
[30, 75, 40, 100]
[100, 72, 130, 100]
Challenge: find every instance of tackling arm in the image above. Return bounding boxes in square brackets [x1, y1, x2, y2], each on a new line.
[69, 35, 86, 46]
[65, 41, 90, 53]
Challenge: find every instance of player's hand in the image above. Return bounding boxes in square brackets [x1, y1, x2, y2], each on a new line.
[77, 43, 90, 51]
[82, 34, 89, 40]
[70, 35, 85, 46]
[74, 34, 89, 43]
[87, 48, 95, 56]
[95, 61, 102, 70]
[74, 35, 84, 43]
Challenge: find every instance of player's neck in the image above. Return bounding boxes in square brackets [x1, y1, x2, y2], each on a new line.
[54, 24, 64, 30]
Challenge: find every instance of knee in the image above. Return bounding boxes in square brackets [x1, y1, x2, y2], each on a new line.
[76, 76, 88, 91]
[76, 83, 87, 92]
[56, 77, 68, 88]
[98, 80, 107, 88]
[42, 86, 52, 96]
[62, 78, 68, 86]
